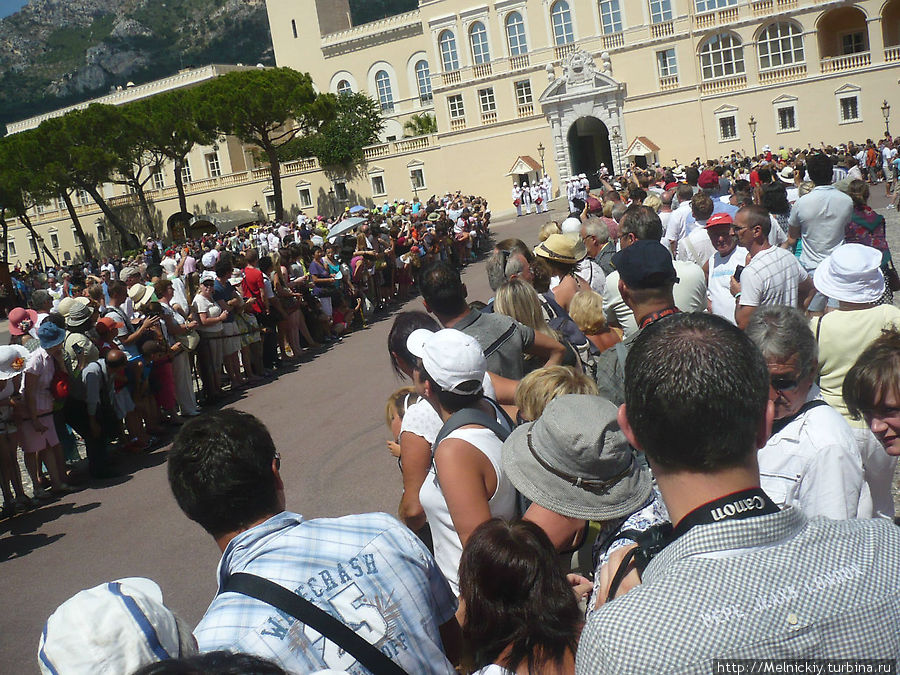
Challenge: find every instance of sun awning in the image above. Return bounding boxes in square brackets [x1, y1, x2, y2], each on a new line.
[195, 210, 260, 233]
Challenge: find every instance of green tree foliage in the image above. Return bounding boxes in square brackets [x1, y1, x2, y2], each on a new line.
[292, 92, 384, 176]
[349, 0, 418, 25]
[403, 113, 437, 138]
[129, 88, 217, 226]
[197, 67, 336, 221]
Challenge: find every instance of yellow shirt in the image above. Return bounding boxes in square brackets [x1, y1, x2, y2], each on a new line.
[812, 305, 900, 427]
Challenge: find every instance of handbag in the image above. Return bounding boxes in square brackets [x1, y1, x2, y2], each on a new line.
[886, 261, 900, 292]
[222, 573, 408, 675]
[176, 329, 200, 352]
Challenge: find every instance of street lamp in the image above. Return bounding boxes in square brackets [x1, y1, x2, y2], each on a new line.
[610, 127, 622, 176]
[537, 142, 546, 175]
[328, 186, 336, 218]
[882, 100, 891, 137]
[748, 115, 758, 158]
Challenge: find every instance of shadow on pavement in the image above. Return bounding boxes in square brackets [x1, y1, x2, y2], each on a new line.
[0, 501, 101, 562]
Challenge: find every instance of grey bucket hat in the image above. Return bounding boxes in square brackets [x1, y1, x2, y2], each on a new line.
[502, 394, 651, 520]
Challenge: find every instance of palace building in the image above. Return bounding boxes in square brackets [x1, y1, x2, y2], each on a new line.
[6, 0, 897, 264]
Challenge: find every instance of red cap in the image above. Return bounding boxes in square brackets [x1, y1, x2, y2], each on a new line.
[664, 182, 678, 190]
[698, 169, 719, 189]
[704, 212, 734, 229]
[96, 316, 123, 335]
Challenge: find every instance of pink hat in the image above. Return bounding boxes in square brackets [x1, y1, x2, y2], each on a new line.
[8, 307, 38, 336]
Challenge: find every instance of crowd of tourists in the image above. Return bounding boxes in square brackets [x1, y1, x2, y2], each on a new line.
[29, 132, 900, 674]
[0, 192, 494, 517]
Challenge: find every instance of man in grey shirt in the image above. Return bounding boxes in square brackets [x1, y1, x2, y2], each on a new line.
[418, 261, 565, 380]
[576, 313, 900, 673]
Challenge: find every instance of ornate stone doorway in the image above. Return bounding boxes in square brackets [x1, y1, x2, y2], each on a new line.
[540, 49, 626, 185]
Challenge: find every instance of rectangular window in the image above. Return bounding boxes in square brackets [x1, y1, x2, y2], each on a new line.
[411, 168, 426, 190]
[649, 0, 673, 23]
[695, 0, 736, 12]
[291, 19, 298, 39]
[777, 106, 797, 132]
[36, 203, 46, 214]
[841, 32, 865, 55]
[29, 238, 38, 255]
[599, 0, 623, 34]
[78, 189, 90, 206]
[96, 224, 108, 242]
[7, 241, 15, 257]
[50, 233, 59, 250]
[839, 96, 860, 122]
[514, 80, 533, 107]
[657, 49, 677, 77]
[152, 170, 165, 190]
[205, 153, 221, 178]
[448, 94, 465, 119]
[56, 196, 66, 211]
[298, 188, 312, 208]
[181, 161, 192, 184]
[371, 175, 386, 196]
[719, 115, 737, 141]
[335, 182, 349, 201]
[478, 88, 496, 114]
[265, 195, 277, 213]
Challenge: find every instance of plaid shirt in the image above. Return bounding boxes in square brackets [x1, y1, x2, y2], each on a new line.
[195, 511, 457, 674]
[576, 508, 900, 673]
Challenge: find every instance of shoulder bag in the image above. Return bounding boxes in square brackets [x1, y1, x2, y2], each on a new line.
[221, 572, 408, 675]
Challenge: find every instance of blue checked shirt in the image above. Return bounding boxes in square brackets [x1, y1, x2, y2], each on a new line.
[195, 511, 457, 674]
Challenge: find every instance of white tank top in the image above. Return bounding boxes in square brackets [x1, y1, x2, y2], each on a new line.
[708, 246, 748, 325]
[419, 413, 517, 596]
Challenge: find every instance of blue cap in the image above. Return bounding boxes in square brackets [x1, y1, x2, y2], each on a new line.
[612, 240, 679, 290]
[37, 321, 66, 350]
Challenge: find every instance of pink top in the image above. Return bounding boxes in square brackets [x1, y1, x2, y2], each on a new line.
[182, 255, 197, 275]
[23, 348, 56, 414]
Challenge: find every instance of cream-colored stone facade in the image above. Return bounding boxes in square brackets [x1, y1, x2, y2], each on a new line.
[8, 0, 898, 265]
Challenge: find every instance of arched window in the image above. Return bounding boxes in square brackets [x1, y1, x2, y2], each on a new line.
[758, 22, 804, 69]
[506, 12, 528, 55]
[469, 21, 491, 65]
[699, 33, 745, 79]
[551, 1, 574, 46]
[336, 79, 352, 95]
[415, 60, 433, 102]
[439, 30, 460, 72]
[374, 70, 394, 112]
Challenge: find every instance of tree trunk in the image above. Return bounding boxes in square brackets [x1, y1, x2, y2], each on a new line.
[62, 191, 94, 259]
[174, 157, 188, 214]
[18, 212, 58, 267]
[265, 144, 284, 222]
[82, 184, 138, 250]
[0, 212, 8, 263]
[134, 182, 157, 239]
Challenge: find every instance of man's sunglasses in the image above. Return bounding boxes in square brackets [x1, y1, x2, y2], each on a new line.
[770, 376, 800, 392]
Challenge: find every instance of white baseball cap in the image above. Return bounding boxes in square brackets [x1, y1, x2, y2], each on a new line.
[406, 328, 486, 394]
[38, 577, 197, 674]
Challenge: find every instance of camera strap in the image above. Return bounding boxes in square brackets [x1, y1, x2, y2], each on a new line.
[605, 488, 778, 603]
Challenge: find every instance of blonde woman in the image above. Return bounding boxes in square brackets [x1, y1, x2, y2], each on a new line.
[514, 365, 598, 423]
[494, 279, 563, 374]
[568, 290, 622, 352]
[538, 220, 561, 242]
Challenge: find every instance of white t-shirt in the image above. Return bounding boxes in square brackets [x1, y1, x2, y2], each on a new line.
[707, 246, 748, 324]
[192, 294, 223, 334]
[739, 245, 809, 308]
[664, 203, 693, 244]
[677, 227, 716, 266]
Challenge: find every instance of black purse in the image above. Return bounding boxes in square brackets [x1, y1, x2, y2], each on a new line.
[222, 573, 408, 675]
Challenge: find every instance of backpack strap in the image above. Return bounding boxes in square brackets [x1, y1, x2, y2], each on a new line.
[481, 323, 517, 360]
[432, 400, 512, 453]
[222, 573, 408, 675]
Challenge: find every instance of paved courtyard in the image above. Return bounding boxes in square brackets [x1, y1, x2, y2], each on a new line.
[0, 190, 898, 672]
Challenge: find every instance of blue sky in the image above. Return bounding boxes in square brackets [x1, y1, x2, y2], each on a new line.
[0, 0, 28, 19]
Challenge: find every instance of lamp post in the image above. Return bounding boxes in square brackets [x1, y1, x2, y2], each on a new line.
[328, 187, 336, 218]
[537, 142, 546, 175]
[882, 100, 891, 137]
[748, 115, 758, 158]
[610, 127, 622, 176]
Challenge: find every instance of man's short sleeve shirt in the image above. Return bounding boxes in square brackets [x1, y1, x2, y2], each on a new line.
[452, 309, 534, 380]
[740, 246, 808, 308]
[195, 511, 457, 674]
